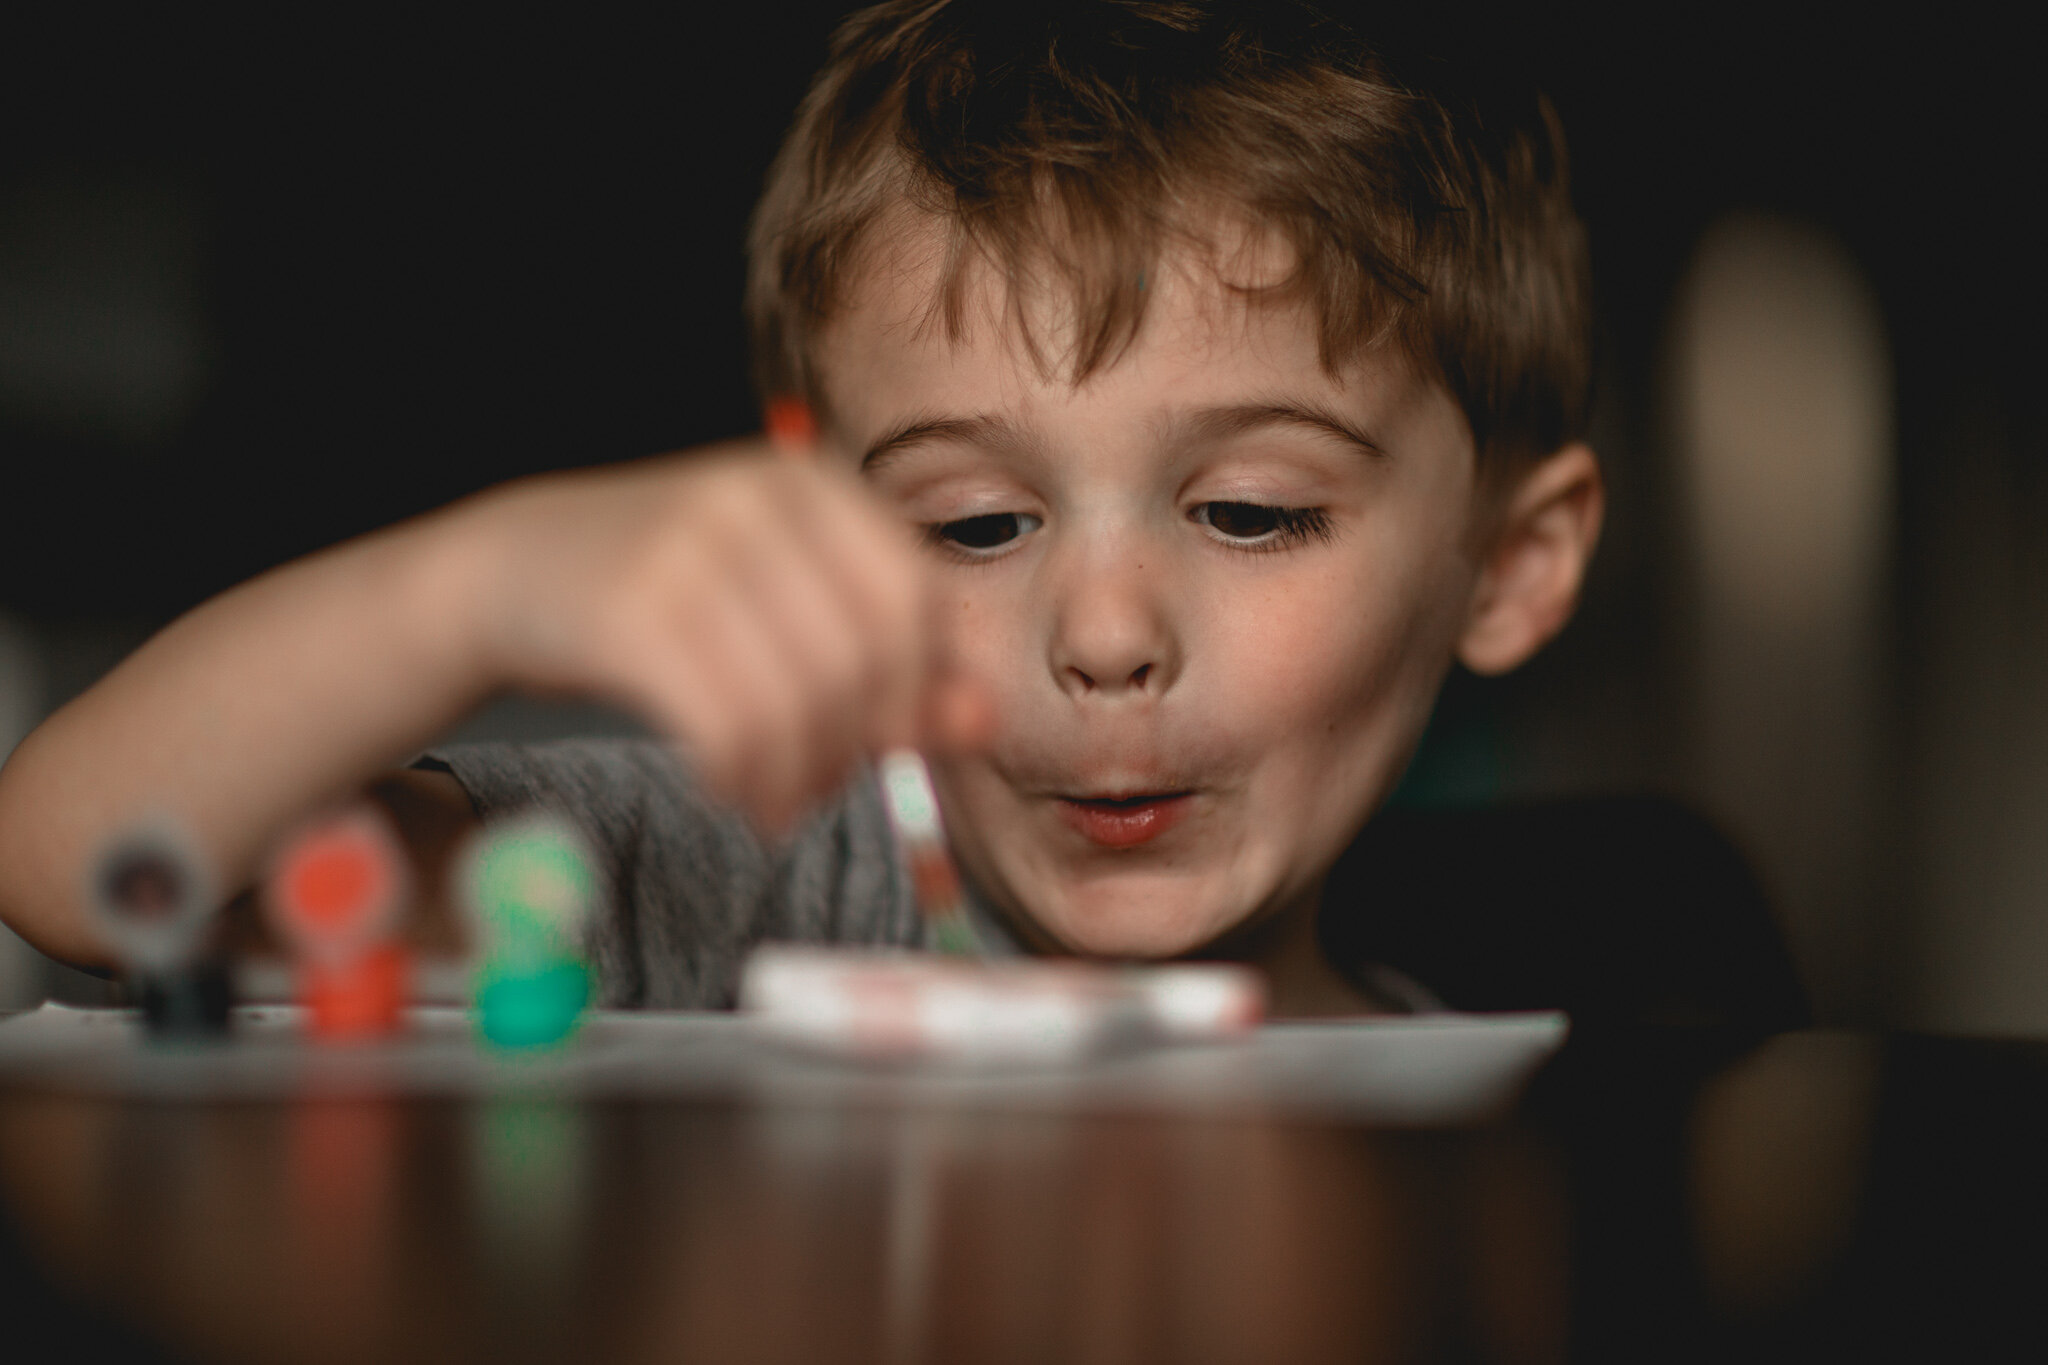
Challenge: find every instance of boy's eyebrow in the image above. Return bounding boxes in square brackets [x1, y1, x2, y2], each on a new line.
[859, 413, 1036, 471]
[1177, 401, 1389, 459]
[857, 401, 1386, 470]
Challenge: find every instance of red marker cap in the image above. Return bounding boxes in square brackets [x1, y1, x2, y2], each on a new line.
[265, 806, 407, 964]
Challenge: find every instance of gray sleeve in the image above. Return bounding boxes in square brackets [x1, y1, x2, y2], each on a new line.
[420, 738, 922, 1009]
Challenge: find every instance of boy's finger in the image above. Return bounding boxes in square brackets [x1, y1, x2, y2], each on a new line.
[730, 527, 876, 807]
[663, 566, 812, 823]
[774, 469, 932, 748]
[624, 628, 747, 796]
[720, 623, 821, 829]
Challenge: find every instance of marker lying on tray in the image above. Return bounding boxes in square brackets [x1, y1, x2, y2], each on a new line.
[740, 947, 1265, 1065]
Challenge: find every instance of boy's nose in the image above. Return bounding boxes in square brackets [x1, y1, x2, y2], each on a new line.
[1046, 545, 1182, 702]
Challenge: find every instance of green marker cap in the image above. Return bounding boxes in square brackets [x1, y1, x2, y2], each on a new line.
[461, 813, 597, 974]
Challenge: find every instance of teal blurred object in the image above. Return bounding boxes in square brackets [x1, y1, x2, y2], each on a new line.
[464, 816, 597, 1049]
[475, 960, 592, 1049]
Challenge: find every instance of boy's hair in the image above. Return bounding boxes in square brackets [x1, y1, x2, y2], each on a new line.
[746, 0, 1591, 469]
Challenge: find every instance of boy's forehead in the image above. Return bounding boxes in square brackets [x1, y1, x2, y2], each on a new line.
[814, 207, 1448, 450]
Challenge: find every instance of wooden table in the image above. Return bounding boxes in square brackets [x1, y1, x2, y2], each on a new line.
[5, 1018, 2046, 1363]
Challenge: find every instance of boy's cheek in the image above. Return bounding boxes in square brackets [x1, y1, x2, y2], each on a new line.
[934, 584, 1024, 730]
[1200, 572, 1426, 730]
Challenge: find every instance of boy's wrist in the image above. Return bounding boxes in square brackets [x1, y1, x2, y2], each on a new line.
[365, 490, 521, 717]
[418, 471, 591, 702]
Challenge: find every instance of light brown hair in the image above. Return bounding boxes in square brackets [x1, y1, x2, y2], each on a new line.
[746, 0, 1591, 468]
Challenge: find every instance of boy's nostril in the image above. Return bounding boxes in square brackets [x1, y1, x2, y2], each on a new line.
[1060, 661, 1157, 694]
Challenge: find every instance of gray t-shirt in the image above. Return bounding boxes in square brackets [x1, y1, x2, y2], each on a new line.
[422, 738, 1019, 1009]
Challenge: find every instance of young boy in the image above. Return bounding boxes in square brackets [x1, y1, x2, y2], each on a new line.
[0, 1, 1803, 1023]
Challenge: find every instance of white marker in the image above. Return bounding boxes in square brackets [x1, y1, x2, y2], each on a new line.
[877, 748, 979, 956]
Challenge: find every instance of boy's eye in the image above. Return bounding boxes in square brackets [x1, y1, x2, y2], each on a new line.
[1200, 502, 1283, 539]
[926, 511, 1042, 556]
[1192, 501, 1334, 549]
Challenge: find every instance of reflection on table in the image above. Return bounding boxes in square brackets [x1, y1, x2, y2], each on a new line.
[5, 1025, 2048, 1363]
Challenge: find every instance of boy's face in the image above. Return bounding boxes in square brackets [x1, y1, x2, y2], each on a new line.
[816, 221, 1486, 957]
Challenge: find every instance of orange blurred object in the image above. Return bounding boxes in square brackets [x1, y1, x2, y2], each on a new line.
[765, 397, 818, 452]
[266, 806, 406, 961]
[302, 943, 410, 1040]
[285, 840, 380, 933]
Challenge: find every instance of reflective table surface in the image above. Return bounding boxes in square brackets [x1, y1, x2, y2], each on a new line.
[5, 1021, 2046, 1363]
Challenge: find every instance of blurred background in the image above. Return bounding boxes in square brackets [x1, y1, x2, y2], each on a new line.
[1, 4, 2041, 1029]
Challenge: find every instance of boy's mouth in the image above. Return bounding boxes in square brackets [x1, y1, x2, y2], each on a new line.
[1053, 792, 1195, 849]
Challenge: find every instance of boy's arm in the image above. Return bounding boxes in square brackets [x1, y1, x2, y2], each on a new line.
[0, 445, 954, 968]
[0, 504, 500, 966]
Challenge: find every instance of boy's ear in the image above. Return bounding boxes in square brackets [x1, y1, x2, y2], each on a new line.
[1455, 443, 1605, 676]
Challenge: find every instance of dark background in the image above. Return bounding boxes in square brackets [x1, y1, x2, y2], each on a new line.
[3, 3, 2044, 1026]
[2, 4, 2036, 614]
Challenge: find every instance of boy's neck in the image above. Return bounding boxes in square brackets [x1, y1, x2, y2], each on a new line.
[1210, 882, 1381, 1019]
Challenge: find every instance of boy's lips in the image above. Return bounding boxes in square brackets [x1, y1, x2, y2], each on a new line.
[1053, 792, 1195, 849]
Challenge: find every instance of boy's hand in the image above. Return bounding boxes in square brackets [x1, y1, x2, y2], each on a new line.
[0, 427, 980, 965]
[464, 442, 986, 830]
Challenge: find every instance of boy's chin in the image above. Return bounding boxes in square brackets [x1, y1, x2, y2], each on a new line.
[1019, 889, 1247, 961]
